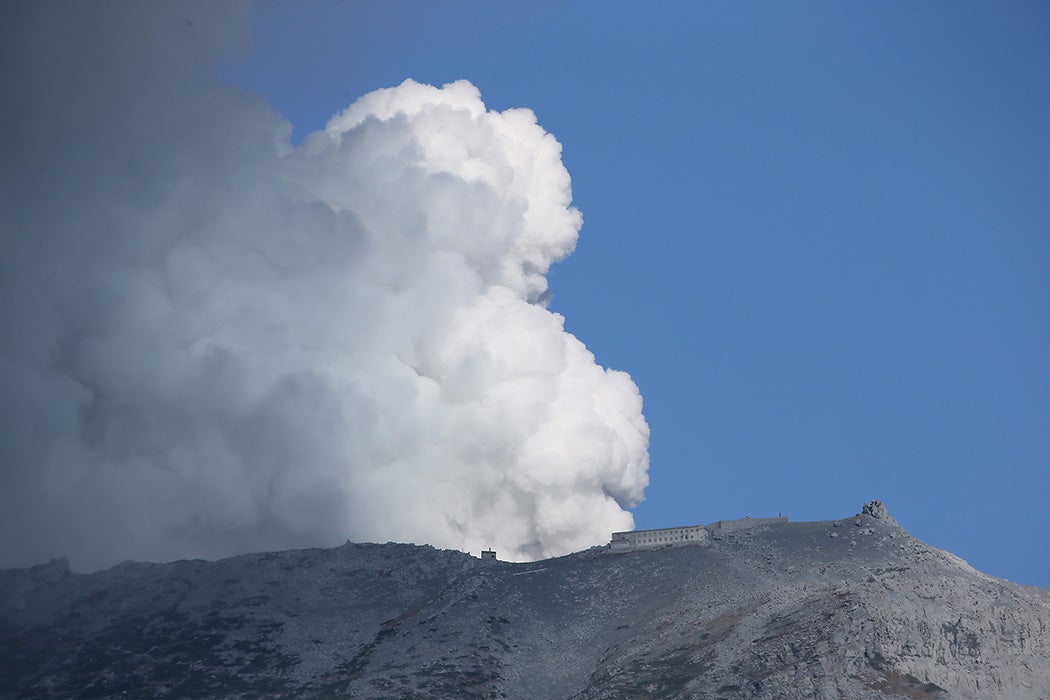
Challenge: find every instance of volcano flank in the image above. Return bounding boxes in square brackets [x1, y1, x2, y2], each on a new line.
[2, 502, 1048, 699]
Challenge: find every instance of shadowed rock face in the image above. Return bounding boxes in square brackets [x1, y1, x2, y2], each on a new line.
[2, 508, 1049, 699]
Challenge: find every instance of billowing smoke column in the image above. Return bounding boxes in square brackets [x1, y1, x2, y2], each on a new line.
[0, 3, 649, 571]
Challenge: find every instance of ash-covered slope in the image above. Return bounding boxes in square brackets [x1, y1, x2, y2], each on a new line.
[2, 504, 1048, 699]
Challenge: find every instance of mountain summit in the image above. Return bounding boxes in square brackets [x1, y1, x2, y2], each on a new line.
[2, 503, 1048, 699]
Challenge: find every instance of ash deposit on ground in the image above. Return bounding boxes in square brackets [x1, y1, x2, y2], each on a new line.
[2, 502, 1048, 699]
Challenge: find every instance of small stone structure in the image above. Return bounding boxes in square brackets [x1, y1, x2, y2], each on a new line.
[609, 515, 788, 553]
[480, 549, 497, 562]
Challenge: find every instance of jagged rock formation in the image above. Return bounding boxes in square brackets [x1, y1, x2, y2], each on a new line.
[2, 505, 1048, 699]
[862, 500, 898, 527]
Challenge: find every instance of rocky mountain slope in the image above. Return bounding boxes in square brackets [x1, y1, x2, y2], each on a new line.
[2, 503, 1048, 699]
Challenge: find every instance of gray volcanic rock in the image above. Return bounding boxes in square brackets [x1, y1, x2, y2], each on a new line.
[2, 505, 1048, 699]
[861, 499, 897, 526]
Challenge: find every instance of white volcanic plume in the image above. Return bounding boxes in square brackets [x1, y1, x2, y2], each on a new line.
[0, 3, 649, 570]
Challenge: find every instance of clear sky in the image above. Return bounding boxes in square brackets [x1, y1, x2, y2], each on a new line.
[220, 1, 1049, 586]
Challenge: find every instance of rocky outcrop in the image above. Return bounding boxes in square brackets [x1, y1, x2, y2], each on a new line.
[862, 500, 899, 527]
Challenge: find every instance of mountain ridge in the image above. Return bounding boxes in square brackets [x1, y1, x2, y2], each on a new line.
[2, 504, 1048, 699]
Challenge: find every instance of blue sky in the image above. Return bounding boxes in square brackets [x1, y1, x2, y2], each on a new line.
[221, 1, 1049, 587]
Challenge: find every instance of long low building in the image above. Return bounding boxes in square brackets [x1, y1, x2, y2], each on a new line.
[608, 516, 788, 552]
[609, 525, 710, 551]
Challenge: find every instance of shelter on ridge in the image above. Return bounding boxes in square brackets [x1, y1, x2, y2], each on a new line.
[608, 516, 788, 552]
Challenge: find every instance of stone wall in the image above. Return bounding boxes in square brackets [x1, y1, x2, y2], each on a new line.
[710, 516, 788, 533]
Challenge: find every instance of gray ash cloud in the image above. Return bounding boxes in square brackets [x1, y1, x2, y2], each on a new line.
[0, 2, 649, 571]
